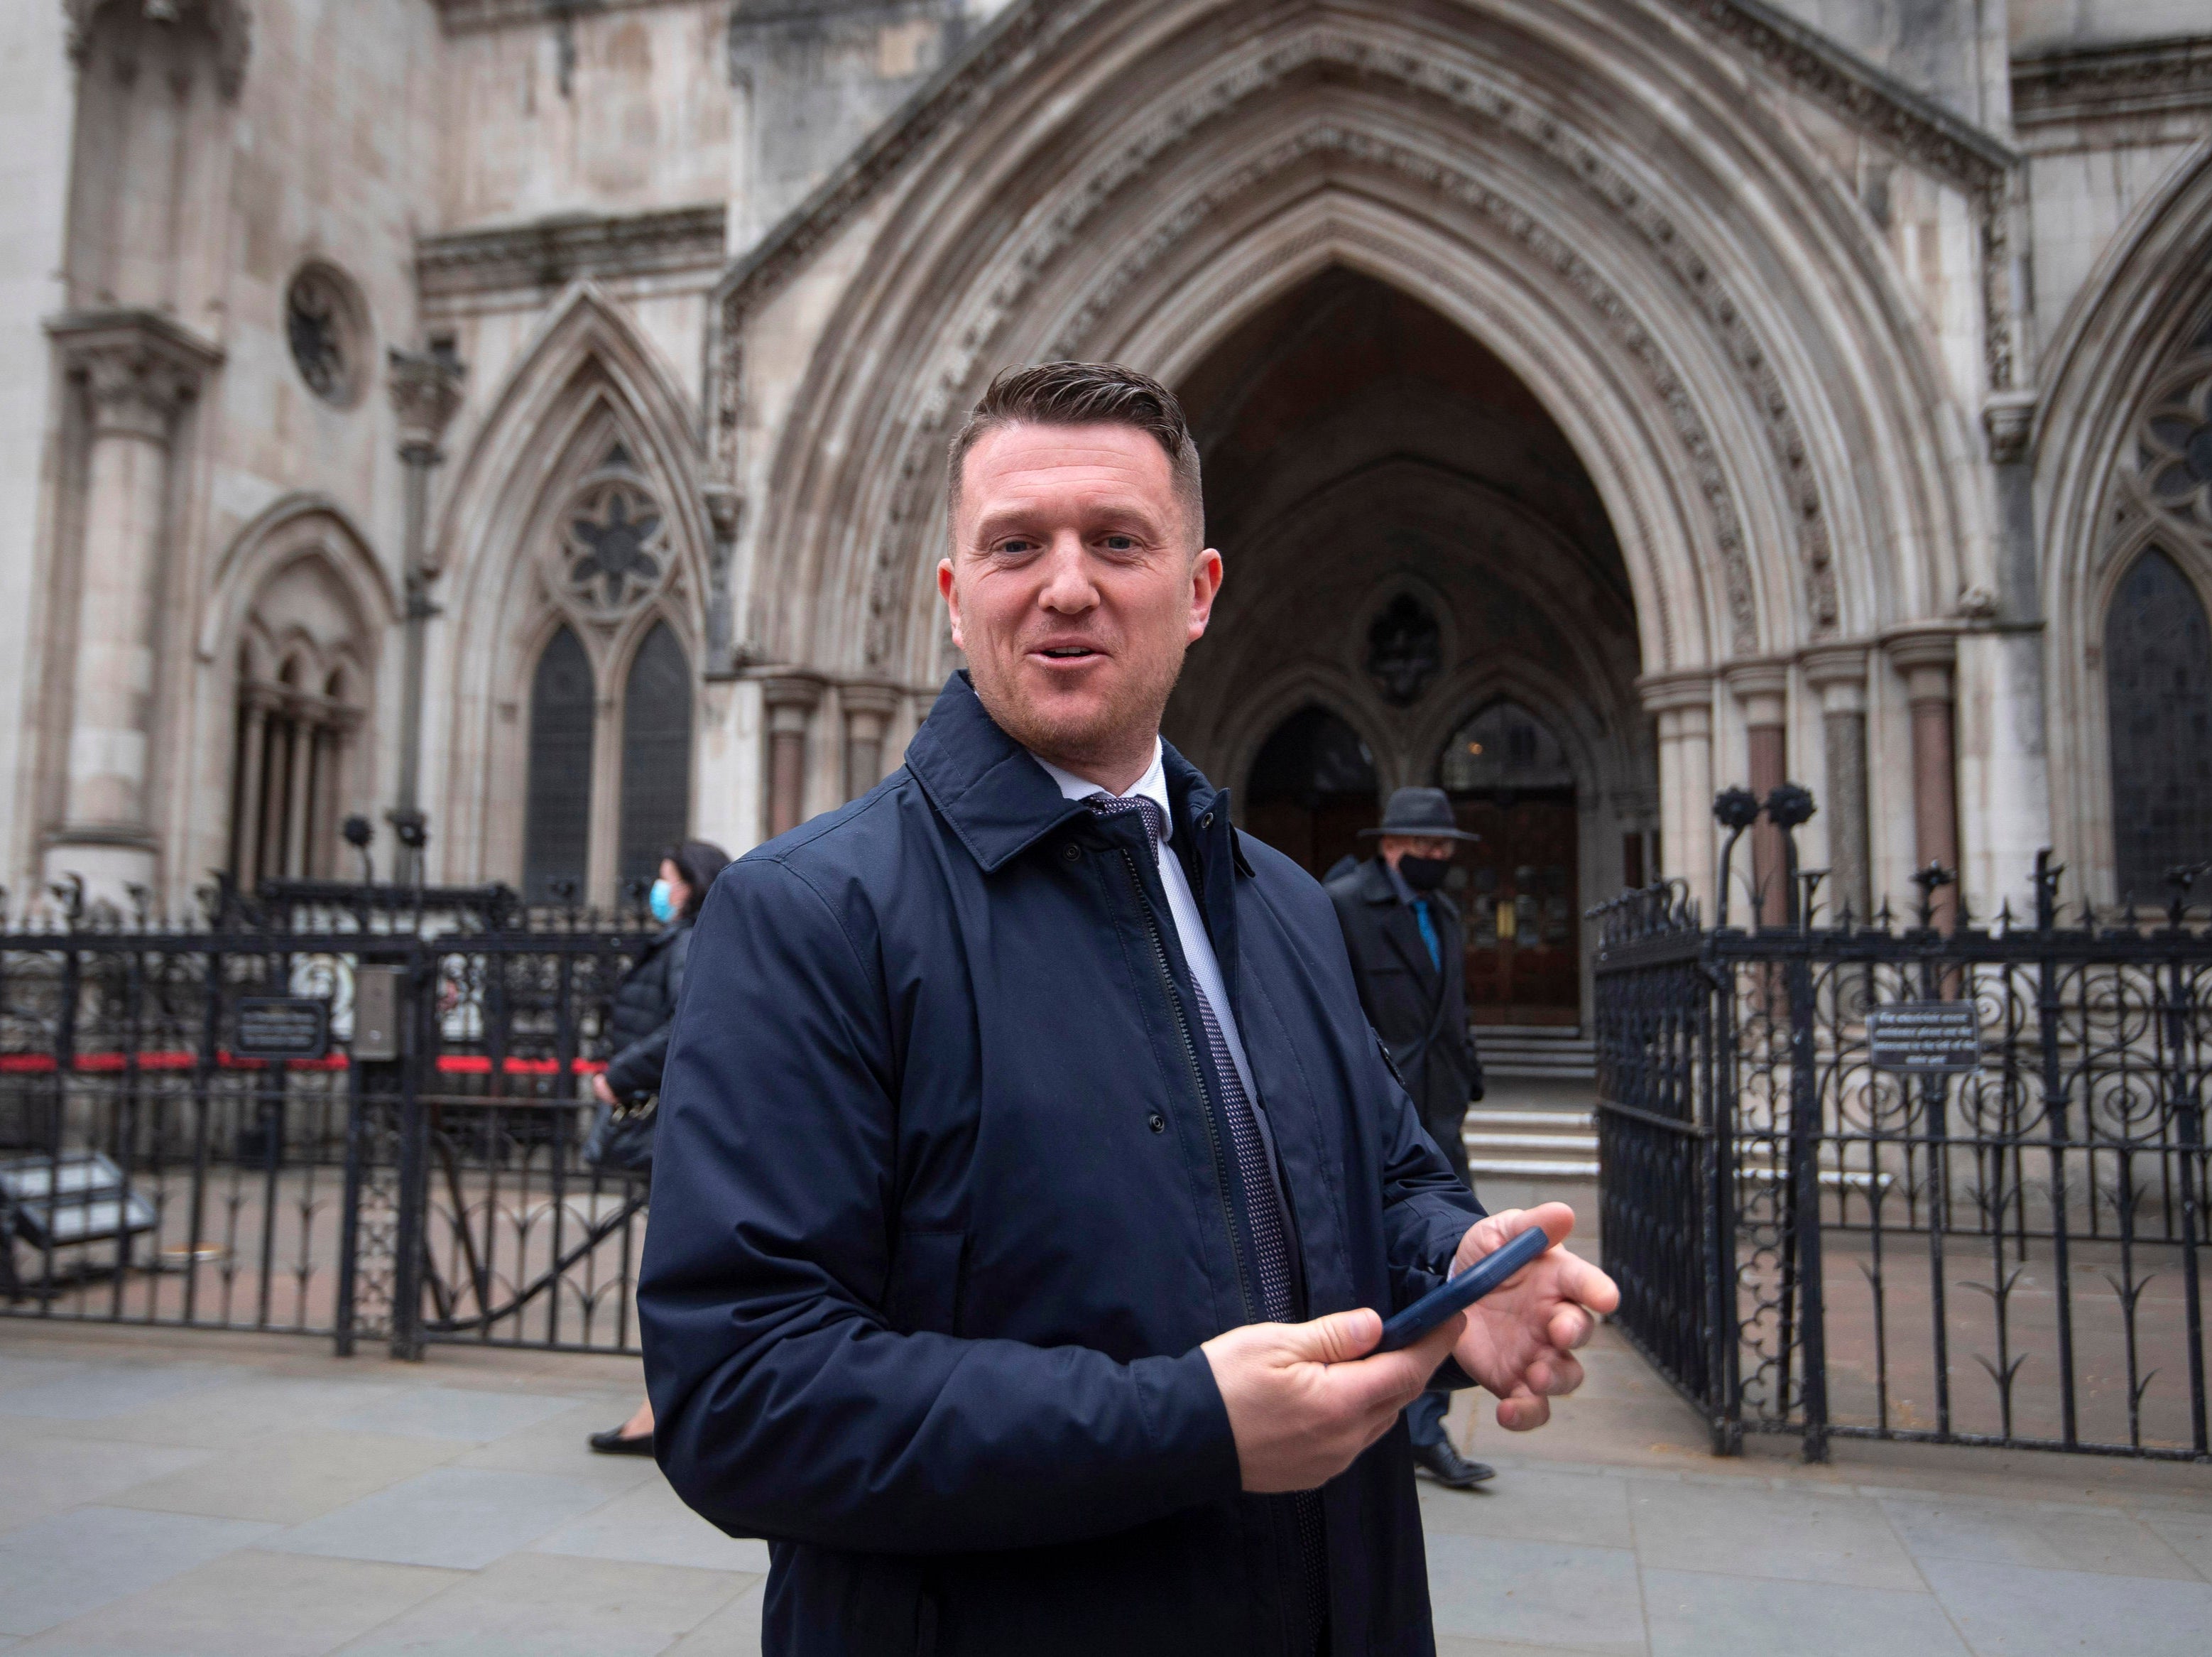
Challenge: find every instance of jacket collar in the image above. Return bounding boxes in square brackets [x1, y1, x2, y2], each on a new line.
[905, 673, 1237, 876]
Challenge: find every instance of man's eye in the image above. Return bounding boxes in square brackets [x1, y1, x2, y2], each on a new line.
[995, 538, 1039, 557]
[1101, 535, 1137, 552]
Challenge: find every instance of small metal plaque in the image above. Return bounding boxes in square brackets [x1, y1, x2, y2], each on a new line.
[352, 967, 403, 1062]
[234, 997, 330, 1061]
[1867, 1001, 1981, 1074]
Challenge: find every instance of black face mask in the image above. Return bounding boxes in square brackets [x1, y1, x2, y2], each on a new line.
[1398, 854, 1452, 893]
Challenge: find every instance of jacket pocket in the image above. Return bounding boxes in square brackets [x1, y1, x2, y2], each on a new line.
[883, 1227, 966, 1335]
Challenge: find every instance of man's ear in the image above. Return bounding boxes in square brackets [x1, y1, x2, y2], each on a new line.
[1187, 547, 1224, 642]
[938, 558, 964, 652]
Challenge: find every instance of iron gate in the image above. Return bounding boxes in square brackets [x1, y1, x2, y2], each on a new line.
[0, 876, 662, 1357]
[1594, 793, 2211, 1462]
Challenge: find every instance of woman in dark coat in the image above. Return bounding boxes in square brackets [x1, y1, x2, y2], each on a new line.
[589, 838, 729, 1455]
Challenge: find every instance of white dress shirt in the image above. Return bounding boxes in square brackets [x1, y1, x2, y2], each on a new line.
[1030, 740, 1259, 1104]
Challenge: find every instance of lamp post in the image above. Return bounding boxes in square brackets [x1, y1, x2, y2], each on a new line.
[385, 344, 466, 886]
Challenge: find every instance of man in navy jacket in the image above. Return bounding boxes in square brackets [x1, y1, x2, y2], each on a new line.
[640, 362, 1618, 1656]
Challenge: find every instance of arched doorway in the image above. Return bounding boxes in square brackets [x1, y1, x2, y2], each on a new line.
[1243, 703, 1380, 879]
[1163, 269, 1647, 1026]
[1439, 701, 1580, 1025]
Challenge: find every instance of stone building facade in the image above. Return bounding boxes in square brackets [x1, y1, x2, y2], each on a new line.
[2, 0, 2208, 1026]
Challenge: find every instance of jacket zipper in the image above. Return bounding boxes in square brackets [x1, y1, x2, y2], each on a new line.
[1116, 847, 1258, 1323]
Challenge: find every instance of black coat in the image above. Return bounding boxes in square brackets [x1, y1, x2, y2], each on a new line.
[639, 672, 1482, 1656]
[601, 922, 693, 1102]
[1324, 859, 1483, 1183]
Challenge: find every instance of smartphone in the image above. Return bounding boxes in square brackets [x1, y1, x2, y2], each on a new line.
[1375, 1224, 1550, 1352]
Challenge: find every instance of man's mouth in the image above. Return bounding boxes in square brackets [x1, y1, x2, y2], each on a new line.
[1035, 646, 1101, 660]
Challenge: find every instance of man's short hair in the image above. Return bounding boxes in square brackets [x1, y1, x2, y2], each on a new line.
[947, 361, 1205, 548]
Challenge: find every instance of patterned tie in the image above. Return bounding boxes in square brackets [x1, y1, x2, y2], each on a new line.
[1084, 793, 1327, 1650]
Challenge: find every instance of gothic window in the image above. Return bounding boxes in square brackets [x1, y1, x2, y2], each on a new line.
[229, 653, 357, 887]
[227, 555, 369, 886]
[1438, 701, 1576, 795]
[557, 444, 670, 620]
[617, 623, 693, 889]
[2138, 361, 2212, 540]
[1243, 704, 1379, 876]
[524, 626, 596, 901]
[2107, 548, 2212, 902]
[284, 264, 369, 409]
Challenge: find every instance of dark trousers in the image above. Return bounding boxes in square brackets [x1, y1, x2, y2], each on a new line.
[1405, 1384, 1452, 1449]
[1408, 1111, 1473, 1452]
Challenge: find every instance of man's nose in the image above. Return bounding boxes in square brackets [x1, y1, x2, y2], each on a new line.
[1035, 534, 1099, 612]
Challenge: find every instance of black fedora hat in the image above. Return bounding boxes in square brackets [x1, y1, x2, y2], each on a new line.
[1358, 786, 1481, 842]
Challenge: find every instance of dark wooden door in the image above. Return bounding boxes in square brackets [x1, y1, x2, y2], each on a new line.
[1452, 793, 1579, 1026]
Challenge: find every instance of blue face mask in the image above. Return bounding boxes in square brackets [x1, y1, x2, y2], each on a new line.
[648, 879, 677, 925]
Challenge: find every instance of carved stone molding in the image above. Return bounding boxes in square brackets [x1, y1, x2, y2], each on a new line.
[1636, 668, 1717, 716]
[1982, 389, 2036, 466]
[48, 308, 222, 441]
[836, 24, 1875, 668]
[435, 0, 668, 31]
[1660, 0, 2021, 390]
[387, 347, 467, 461]
[64, 0, 251, 97]
[418, 205, 727, 304]
[2012, 34, 2212, 126]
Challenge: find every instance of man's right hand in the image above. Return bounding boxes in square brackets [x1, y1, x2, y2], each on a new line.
[1201, 1308, 1464, 1492]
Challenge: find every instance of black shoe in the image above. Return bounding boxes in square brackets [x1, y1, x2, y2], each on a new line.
[1413, 1438, 1495, 1489]
[588, 1425, 655, 1456]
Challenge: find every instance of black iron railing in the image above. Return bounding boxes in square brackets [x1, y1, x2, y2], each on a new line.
[0, 876, 660, 1357]
[1594, 798, 2212, 1464]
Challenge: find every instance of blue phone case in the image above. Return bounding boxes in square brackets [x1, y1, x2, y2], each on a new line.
[1375, 1225, 1550, 1352]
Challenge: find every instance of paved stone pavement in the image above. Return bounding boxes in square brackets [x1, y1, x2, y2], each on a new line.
[1, 1318, 2208, 1655]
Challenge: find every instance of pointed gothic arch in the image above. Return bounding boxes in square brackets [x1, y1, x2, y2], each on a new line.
[186, 495, 393, 887]
[437, 283, 709, 898]
[715, 0, 1983, 698]
[2037, 143, 2212, 903]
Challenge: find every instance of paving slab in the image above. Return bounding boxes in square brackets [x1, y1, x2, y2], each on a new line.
[261, 1465, 619, 1570]
[1418, 1466, 1635, 1551]
[105, 1430, 468, 1526]
[0, 1435, 214, 1534]
[327, 1385, 588, 1443]
[530, 1479, 775, 1573]
[1879, 1493, 2199, 1580]
[1424, 1533, 1645, 1653]
[331, 1552, 756, 1657]
[1641, 1568, 1968, 1657]
[1918, 1557, 2212, 1657]
[51, 1376, 407, 1451]
[2140, 1509, 2212, 1578]
[0, 1506, 276, 1636]
[0, 1362, 245, 1423]
[10, 1550, 462, 1657]
[658, 1580, 768, 1656]
[1625, 1478, 1924, 1591]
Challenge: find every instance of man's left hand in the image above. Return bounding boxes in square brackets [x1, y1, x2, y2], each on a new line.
[1446, 1203, 1619, 1431]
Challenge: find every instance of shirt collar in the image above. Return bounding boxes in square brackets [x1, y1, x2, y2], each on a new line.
[1030, 739, 1173, 844]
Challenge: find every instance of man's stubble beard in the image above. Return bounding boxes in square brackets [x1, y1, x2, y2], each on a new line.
[969, 638, 1190, 777]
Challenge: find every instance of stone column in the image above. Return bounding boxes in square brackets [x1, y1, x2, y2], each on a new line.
[840, 683, 901, 803]
[1726, 661, 1791, 928]
[762, 676, 823, 840]
[386, 346, 466, 884]
[1887, 629, 1961, 930]
[43, 313, 219, 902]
[1638, 670, 1716, 919]
[231, 688, 273, 885]
[1802, 646, 1872, 923]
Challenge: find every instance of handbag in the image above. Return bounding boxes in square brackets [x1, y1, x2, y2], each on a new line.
[582, 1094, 657, 1180]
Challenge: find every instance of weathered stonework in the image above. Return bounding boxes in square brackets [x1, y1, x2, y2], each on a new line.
[4, 0, 2207, 940]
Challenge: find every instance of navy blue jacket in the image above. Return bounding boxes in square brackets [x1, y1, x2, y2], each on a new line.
[640, 673, 1483, 1656]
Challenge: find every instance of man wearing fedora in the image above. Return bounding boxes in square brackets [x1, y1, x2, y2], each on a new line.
[1326, 786, 1492, 1488]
